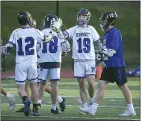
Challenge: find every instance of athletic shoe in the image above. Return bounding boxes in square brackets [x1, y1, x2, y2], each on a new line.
[51, 108, 61, 114]
[80, 103, 97, 115]
[119, 108, 136, 116]
[33, 112, 40, 116]
[24, 100, 31, 116]
[59, 97, 66, 112]
[7, 94, 15, 111]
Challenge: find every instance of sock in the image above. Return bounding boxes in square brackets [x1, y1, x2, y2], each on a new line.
[127, 104, 134, 109]
[51, 104, 56, 110]
[22, 96, 27, 104]
[33, 104, 38, 113]
[82, 103, 87, 108]
[6, 93, 11, 98]
[57, 95, 63, 103]
[38, 99, 42, 104]
[89, 97, 94, 103]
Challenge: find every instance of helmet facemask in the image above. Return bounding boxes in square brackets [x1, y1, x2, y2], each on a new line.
[77, 8, 91, 26]
[77, 14, 90, 25]
[99, 16, 108, 31]
[50, 17, 58, 27]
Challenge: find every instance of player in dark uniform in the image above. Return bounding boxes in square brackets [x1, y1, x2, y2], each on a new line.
[84, 12, 136, 116]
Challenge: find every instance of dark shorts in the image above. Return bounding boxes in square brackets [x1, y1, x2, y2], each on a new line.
[100, 67, 127, 86]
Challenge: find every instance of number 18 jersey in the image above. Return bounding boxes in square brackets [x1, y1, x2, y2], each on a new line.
[8, 27, 44, 64]
[38, 28, 66, 63]
[65, 25, 100, 60]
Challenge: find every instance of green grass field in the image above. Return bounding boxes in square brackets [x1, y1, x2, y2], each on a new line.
[1, 77, 140, 121]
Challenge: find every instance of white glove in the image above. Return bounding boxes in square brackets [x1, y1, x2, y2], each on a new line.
[51, 18, 63, 33]
[43, 31, 56, 43]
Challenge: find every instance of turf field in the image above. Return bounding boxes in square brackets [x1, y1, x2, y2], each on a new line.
[1, 77, 140, 121]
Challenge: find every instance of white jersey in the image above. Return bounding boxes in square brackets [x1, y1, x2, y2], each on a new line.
[8, 27, 44, 64]
[39, 28, 66, 63]
[65, 25, 100, 60]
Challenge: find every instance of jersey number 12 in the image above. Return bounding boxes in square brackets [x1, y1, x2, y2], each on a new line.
[17, 37, 34, 55]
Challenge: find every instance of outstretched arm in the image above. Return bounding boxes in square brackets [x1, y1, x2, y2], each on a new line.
[1, 43, 14, 60]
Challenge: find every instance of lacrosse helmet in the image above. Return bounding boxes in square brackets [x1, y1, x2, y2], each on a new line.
[99, 12, 118, 31]
[17, 11, 32, 26]
[43, 14, 58, 29]
[77, 8, 91, 25]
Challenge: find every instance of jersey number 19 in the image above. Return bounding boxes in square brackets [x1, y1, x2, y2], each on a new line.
[77, 38, 90, 53]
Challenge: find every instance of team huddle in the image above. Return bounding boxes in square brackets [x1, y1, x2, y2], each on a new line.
[1, 8, 136, 117]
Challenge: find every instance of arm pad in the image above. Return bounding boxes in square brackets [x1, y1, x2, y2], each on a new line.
[94, 39, 103, 53]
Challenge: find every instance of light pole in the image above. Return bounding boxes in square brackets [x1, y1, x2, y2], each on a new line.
[56, 1, 59, 17]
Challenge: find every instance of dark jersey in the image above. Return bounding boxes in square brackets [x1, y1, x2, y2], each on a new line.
[104, 27, 126, 67]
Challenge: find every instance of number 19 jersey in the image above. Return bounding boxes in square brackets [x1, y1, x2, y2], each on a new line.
[65, 25, 100, 60]
[8, 27, 44, 64]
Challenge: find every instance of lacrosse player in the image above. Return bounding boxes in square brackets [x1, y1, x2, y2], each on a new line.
[38, 14, 70, 114]
[93, 12, 136, 116]
[1, 11, 52, 116]
[16, 18, 66, 113]
[62, 8, 102, 114]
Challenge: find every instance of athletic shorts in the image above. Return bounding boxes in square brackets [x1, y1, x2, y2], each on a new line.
[38, 68, 60, 82]
[15, 62, 38, 85]
[100, 67, 127, 86]
[74, 60, 96, 78]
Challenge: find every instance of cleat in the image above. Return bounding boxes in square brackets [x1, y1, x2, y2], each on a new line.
[16, 107, 24, 112]
[119, 108, 136, 116]
[51, 108, 61, 114]
[59, 97, 66, 112]
[80, 103, 97, 115]
[24, 100, 31, 116]
[80, 105, 90, 113]
[33, 112, 40, 116]
[7, 94, 15, 111]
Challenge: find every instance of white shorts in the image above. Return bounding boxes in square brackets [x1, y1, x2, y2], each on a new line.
[15, 62, 38, 85]
[38, 68, 60, 82]
[74, 60, 96, 78]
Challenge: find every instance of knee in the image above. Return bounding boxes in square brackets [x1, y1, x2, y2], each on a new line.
[97, 81, 106, 91]
[88, 82, 94, 89]
[17, 88, 24, 95]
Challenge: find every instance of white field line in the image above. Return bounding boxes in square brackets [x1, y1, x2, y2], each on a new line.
[1, 115, 140, 120]
[1, 82, 140, 86]
[1, 103, 140, 109]
[1, 95, 140, 98]
[1, 88, 139, 94]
